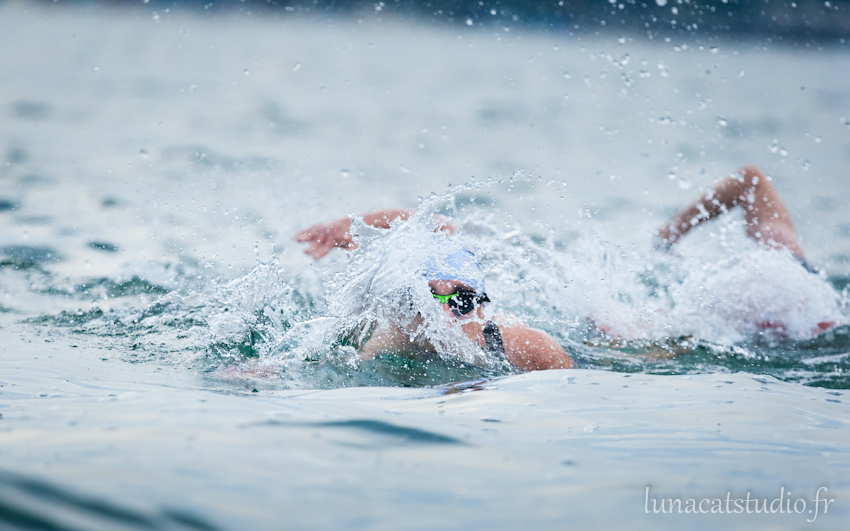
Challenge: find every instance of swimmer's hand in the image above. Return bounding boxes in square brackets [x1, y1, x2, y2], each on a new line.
[293, 217, 356, 259]
[434, 216, 455, 235]
[652, 234, 673, 252]
[654, 222, 680, 251]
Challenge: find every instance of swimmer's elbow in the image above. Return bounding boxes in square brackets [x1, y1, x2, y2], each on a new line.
[543, 343, 576, 370]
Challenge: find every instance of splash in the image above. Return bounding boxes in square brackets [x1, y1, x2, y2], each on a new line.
[22, 181, 850, 389]
[203, 186, 517, 387]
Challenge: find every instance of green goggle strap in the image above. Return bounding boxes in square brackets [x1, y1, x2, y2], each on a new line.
[432, 293, 457, 304]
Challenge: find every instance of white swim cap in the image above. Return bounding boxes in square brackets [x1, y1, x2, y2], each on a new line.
[422, 237, 486, 294]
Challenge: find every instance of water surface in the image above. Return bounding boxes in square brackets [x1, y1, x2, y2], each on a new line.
[1, 2, 849, 529]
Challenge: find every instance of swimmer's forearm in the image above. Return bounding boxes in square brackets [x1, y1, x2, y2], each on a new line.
[659, 166, 761, 244]
[361, 209, 414, 229]
[659, 202, 712, 244]
[361, 208, 454, 234]
[293, 209, 412, 259]
[295, 207, 452, 260]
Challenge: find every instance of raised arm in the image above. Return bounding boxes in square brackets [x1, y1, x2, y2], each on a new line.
[293, 208, 413, 260]
[657, 165, 804, 257]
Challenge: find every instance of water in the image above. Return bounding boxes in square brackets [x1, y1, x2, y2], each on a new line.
[2, 2, 850, 529]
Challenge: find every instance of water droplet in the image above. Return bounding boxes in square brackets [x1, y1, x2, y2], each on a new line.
[339, 169, 350, 178]
[293, 63, 301, 72]
[815, 135, 822, 143]
[710, 46, 719, 53]
[738, 70, 745, 77]
[243, 69, 249, 76]
[716, 117, 727, 127]
[466, 18, 473, 26]
[656, 0, 667, 5]
[399, 165, 410, 174]
[768, 140, 779, 154]
[190, 84, 198, 93]
[139, 149, 149, 160]
[92, 66, 99, 74]
[490, 9, 497, 15]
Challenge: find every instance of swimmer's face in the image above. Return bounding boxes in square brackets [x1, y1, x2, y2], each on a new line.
[428, 280, 484, 321]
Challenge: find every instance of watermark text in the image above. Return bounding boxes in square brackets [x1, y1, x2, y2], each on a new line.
[645, 486, 834, 522]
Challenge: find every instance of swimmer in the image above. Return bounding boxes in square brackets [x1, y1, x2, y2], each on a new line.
[294, 211, 576, 371]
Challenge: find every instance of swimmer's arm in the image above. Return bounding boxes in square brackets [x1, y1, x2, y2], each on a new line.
[293, 209, 413, 260]
[499, 323, 576, 371]
[657, 165, 803, 255]
[656, 169, 752, 246]
[294, 208, 453, 260]
[363, 209, 414, 229]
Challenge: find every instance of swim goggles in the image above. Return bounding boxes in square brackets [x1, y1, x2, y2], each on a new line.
[432, 290, 490, 316]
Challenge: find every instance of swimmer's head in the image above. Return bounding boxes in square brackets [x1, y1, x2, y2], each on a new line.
[429, 279, 490, 317]
[422, 241, 486, 295]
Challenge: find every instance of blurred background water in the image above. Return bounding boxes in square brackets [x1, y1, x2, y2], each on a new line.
[1, 0, 850, 529]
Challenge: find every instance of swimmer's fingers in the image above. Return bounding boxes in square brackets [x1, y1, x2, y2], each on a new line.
[292, 224, 323, 243]
[652, 233, 673, 252]
[654, 223, 680, 250]
[293, 218, 356, 259]
[304, 239, 333, 259]
[302, 232, 343, 260]
[432, 214, 456, 234]
[438, 221, 456, 234]
[293, 220, 336, 243]
[655, 224, 673, 243]
[294, 223, 333, 259]
[324, 217, 356, 251]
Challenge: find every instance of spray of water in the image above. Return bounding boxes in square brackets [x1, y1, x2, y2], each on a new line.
[24, 179, 850, 388]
